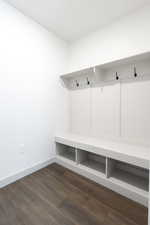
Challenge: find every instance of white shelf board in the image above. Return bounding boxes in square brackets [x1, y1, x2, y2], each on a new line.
[61, 67, 94, 79]
[97, 52, 150, 70]
[61, 52, 150, 79]
[55, 133, 149, 169]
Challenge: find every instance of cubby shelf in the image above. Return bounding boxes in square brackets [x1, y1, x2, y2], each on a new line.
[55, 134, 149, 207]
[107, 158, 149, 200]
[77, 149, 106, 174]
[56, 143, 76, 162]
[81, 160, 105, 174]
[110, 161, 149, 191]
[110, 170, 148, 193]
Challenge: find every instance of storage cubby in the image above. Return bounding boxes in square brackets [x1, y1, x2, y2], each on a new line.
[56, 143, 76, 162]
[55, 134, 149, 206]
[107, 158, 149, 192]
[77, 149, 106, 174]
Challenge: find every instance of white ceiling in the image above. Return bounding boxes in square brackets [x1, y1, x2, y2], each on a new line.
[5, 0, 149, 42]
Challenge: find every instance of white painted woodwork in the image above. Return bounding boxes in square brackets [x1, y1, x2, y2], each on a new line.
[57, 52, 150, 208]
[55, 135, 149, 206]
[91, 84, 120, 138]
[61, 52, 150, 89]
[70, 89, 91, 136]
[56, 143, 76, 162]
[55, 133, 149, 169]
[121, 80, 150, 145]
[106, 158, 115, 178]
[77, 149, 106, 174]
[55, 134, 149, 206]
[61, 52, 150, 145]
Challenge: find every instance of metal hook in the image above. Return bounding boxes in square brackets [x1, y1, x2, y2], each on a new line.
[116, 72, 119, 80]
[75, 80, 79, 87]
[134, 67, 138, 77]
[86, 77, 90, 85]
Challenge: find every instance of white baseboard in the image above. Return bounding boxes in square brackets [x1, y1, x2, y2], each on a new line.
[0, 158, 56, 188]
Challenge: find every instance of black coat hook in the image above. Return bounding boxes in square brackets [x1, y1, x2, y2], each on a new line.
[86, 77, 90, 85]
[116, 72, 119, 80]
[134, 67, 138, 77]
[75, 80, 79, 87]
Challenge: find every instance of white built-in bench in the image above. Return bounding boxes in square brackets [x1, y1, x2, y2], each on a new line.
[55, 133, 149, 207]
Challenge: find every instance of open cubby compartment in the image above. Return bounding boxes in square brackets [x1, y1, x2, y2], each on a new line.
[106, 158, 149, 192]
[77, 149, 106, 174]
[56, 143, 76, 162]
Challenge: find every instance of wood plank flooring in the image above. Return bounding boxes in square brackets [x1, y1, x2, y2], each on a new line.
[0, 163, 148, 225]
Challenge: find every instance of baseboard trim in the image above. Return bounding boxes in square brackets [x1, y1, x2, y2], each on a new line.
[0, 158, 56, 188]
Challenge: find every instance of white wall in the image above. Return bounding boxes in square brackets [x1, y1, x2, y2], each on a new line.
[0, 0, 69, 183]
[69, 4, 150, 72]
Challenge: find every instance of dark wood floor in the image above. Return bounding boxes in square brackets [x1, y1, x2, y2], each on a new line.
[0, 163, 148, 225]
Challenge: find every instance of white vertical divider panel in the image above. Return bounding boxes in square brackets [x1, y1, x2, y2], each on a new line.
[106, 158, 115, 178]
[91, 84, 120, 139]
[76, 149, 87, 164]
[75, 148, 78, 164]
[149, 170, 150, 225]
[70, 88, 91, 136]
[121, 80, 150, 145]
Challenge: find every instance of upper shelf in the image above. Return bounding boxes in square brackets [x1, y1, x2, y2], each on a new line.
[61, 52, 150, 89]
